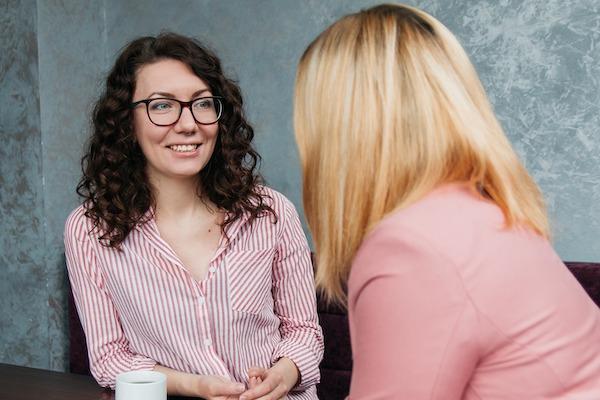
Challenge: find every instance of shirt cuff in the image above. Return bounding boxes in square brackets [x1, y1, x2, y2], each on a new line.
[96, 355, 157, 389]
[272, 341, 320, 391]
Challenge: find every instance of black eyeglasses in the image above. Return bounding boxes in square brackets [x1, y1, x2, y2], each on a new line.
[130, 96, 224, 126]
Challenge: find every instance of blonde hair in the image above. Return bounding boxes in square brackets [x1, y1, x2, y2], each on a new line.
[294, 3, 549, 304]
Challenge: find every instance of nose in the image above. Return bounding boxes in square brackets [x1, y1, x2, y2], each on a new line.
[174, 105, 197, 133]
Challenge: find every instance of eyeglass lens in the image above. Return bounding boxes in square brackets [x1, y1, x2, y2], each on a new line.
[147, 97, 222, 125]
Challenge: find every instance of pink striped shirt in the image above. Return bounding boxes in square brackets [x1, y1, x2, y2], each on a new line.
[64, 187, 323, 399]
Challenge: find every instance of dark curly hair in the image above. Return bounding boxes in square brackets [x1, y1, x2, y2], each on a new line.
[77, 32, 276, 248]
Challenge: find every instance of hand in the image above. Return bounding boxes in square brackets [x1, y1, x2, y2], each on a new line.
[248, 375, 263, 389]
[239, 358, 299, 400]
[195, 375, 246, 400]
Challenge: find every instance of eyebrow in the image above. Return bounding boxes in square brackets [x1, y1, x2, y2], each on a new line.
[147, 88, 211, 98]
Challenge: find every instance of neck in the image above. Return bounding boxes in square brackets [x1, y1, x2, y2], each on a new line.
[150, 174, 214, 221]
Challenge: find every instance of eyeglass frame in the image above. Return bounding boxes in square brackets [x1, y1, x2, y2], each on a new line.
[130, 96, 224, 127]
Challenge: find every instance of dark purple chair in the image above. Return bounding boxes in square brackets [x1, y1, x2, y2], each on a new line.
[68, 289, 89, 376]
[69, 262, 600, 399]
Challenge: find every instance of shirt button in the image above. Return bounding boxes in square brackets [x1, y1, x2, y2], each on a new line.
[204, 338, 212, 347]
[209, 267, 216, 273]
[198, 296, 205, 305]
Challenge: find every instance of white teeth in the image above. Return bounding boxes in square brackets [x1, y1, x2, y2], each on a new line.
[169, 144, 199, 152]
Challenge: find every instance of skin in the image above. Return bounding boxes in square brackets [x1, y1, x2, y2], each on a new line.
[131, 58, 299, 400]
[240, 358, 300, 400]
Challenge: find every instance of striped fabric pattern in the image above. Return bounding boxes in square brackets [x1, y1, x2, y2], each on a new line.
[64, 188, 323, 399]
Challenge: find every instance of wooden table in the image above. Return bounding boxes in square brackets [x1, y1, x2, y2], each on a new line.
[0, 363, 112, 400]
[0, 364, 195, 400]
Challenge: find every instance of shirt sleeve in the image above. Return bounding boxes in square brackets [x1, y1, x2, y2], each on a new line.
[347, 226, 479, 399]
[270, 198, 324, 391]
[64, 208, 157, 389]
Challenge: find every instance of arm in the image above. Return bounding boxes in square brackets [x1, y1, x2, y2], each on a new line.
[240, 197, 324, 400]
[64, 209, 156, 389]
[153, 365, 245, 398]
[269, 199, 324, 391]
[348, 227, 479, 399]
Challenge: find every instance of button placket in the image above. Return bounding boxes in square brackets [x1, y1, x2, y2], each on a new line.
[191, 283, 213, 354]
[193, 256, 230, 376]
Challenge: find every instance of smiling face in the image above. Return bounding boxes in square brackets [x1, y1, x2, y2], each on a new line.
[132, 58, 219, 185]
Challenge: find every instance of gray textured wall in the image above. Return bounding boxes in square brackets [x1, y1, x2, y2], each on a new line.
[37, 0, 107, 370]
[1, 0, 599, 370]
[0, 0, 47, 368]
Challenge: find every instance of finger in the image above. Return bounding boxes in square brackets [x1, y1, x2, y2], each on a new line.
[239, 378, 277, 400]
[210, 380, 246, 396]
[248, 366, 267, 377]
[248, 376, 259, 389]
[254, 384, 288, 400]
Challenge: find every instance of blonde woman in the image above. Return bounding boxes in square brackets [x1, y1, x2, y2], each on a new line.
[294, 4, 600, 399]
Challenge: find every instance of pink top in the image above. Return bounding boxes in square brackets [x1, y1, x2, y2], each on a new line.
[348, 184, 600, 399]
[64, 187, 323, 399]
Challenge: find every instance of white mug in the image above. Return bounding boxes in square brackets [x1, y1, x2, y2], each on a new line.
[115, 370, 167, 400]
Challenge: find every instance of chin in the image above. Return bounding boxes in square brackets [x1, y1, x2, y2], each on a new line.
[167, 168, 203, 179]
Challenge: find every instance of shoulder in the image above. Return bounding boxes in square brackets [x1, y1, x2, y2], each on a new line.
[64, 204, 96, 243]
[351, 220, 447, 285]
[255, 185, 300, 219]
[348, 217, 467, 314]
[252, 186, 308, 248]
[376, 184, 504, 266]
[348, 185, 493, 301]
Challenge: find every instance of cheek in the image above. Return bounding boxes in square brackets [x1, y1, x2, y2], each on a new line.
[202, 124, 220, 149]
[132, 113, 147, 144]
[203, 128, 219, 158]
[134, 118, 168, 147]
[207, 123, 219, 139]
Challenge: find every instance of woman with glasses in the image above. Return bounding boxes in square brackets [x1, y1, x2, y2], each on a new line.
[294, 4, 600, 399]
[65, 33, 323, 400]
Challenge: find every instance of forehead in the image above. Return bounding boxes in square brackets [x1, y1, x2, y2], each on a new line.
[134, 58, 209, 96]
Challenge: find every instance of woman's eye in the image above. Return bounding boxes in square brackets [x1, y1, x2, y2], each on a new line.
[194, 99, 214, 110]
[150, 101, 174, 112]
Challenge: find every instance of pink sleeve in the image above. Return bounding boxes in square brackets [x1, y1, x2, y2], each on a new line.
[347, 227, 479, 399]
[64, 209, 157, 389]
[270, 198, 324, 391]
